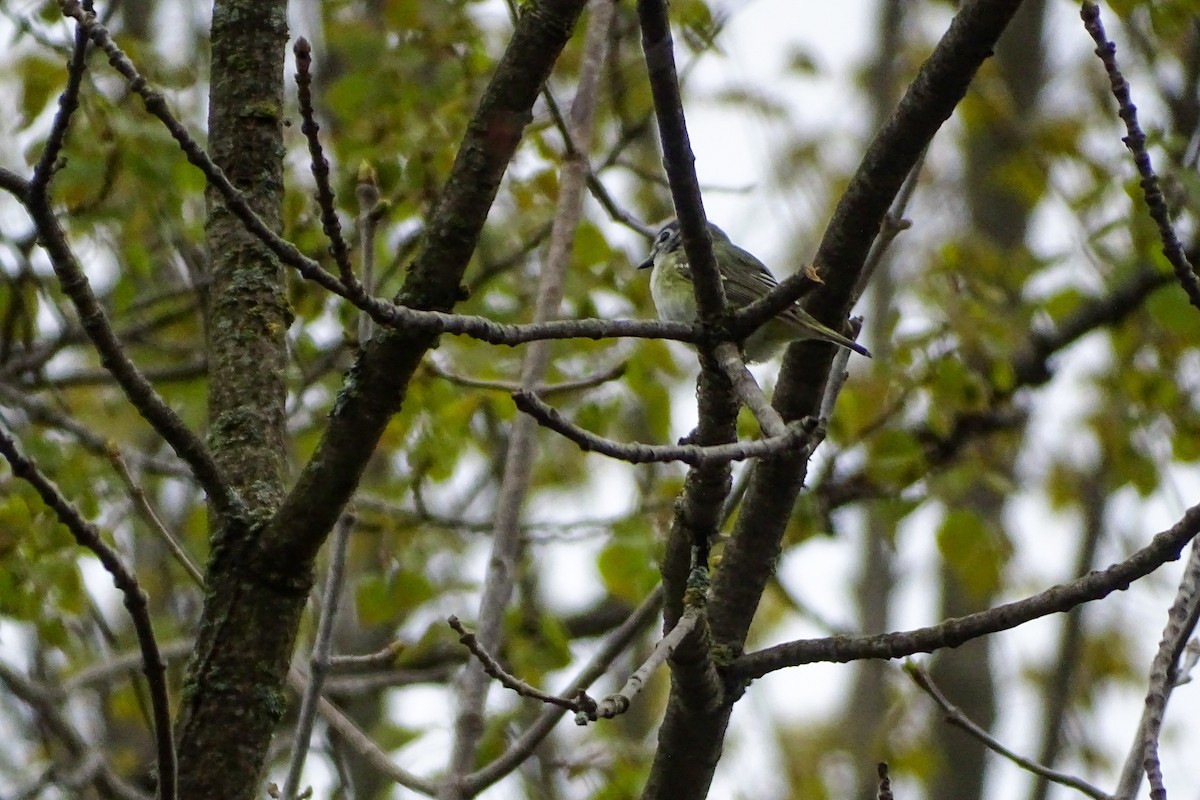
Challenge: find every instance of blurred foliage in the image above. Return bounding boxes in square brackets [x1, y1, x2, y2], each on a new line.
[0, 0, 1198, 798]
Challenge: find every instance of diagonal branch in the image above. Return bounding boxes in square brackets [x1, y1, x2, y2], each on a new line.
[0, 426, 176, 800]
[907, 663, 1112, 800]
[442, 3, 616, 792]
[293, 37, 355, 288]
[513, 389, 814, 466]
[728, 501, 1200, 682]
[1081, 2, 1200, 313]
[0, 662, 152, 800]
[30, 5, 89, 195]
[14, 12, 238, 518]
[1115, 539, 1200, 800]
[464, 588, 663, 794]
[713, 342, 787, 437]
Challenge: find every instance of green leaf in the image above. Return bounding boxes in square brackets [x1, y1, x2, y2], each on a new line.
[865, 430, 926, 488]
[936, 509, 1010, 601]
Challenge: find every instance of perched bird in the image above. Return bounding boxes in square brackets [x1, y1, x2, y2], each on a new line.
[638, 220, 870, 362]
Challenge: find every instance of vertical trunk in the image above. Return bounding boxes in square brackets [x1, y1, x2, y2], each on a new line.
[174, 2, 295, 798]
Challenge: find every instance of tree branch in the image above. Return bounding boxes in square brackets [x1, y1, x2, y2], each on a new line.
[513, 389, 814, 466]
[1115, 539, 1200, 800]
[464, 587, 663, 795]
[293, 37, 355, 289]
[1081, 2, 1200, 312]
[0, 662, 152, 800]
[442, 4, 615, 792]
[907, 663, 1112, 800]
[728, 501, 1200, 681]
[0, 426, 176, 800]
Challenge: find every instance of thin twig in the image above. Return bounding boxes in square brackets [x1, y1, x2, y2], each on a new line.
[852, 150, 923, 304]
[106, 449, 205, 586]
[713, 342, 787, 438]
[591, 605, 699, 720]
[1114, 539, 1200, 800]
[356, 162, 382, 343]
[329, 639, 406, 671]
[447, 616, 584, 712]
[0, 663, 152, 800]
[0, 426, 176, 800]
[294, 37, 355, 287]
[0, 385, 190, 478]
[1081, 2, 1200, 311]
[281, 514, 356, 800]
[16, 13, 238, 518]
[60, 2, 351, 298]
[30, 5, 89, 194]
[464, 587, 663, 795]
[62, 640, 195, 694]
[815, 317, 862, 431]
[513, 389, 814, 466]
[907, 663, 1112, 800]
[424, 357, 627, 397]
[283, 667, 438, 796]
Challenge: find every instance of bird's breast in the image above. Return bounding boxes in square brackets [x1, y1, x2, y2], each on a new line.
[649, 259, 698, 324]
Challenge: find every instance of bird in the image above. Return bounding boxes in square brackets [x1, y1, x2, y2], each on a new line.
[638, 219, 870, 362]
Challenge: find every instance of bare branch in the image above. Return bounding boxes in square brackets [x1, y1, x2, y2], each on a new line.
[0, 384, 190, 478]
[1115, 539, 1200, 800]
[15, 128, 237, 517]
[713, 342, 787, 438]
[448, 616, 584, 713]
[729, 502, 1200, 682]
[284, 667, 438, 796]
[591, 606, 699, 720]
[30, 8, 89, 194]
[0, 427, 176, 800]
[513, 389, 815, 466]
[294, 37, 355, 289]
[107, 449, 206, 586]
[465, 587, 663, 794]
[356, 162, 383, 343]
[281, 514, 356, 800]
[1081, 2, 1200, 312]
[60, 1, 351, 302]
[0, 662, 152, 800]
[907, 662, 1112, 800]
[329, 640, 406, 671]
[424, 357, 627, 397]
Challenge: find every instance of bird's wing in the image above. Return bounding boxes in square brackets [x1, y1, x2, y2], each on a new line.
[720, 245, 837, 334]
[718, 244, 783, 310]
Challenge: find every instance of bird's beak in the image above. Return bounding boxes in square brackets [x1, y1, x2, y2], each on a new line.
[637, 255, 654, 270]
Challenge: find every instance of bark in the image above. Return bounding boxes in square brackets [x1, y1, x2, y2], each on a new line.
[175, 1, 292, 798]
[173, 1, 589, 797]
[641, 4, 1032, 798]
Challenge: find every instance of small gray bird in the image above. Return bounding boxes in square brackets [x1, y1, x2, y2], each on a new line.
[638, 220, 870, 362]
